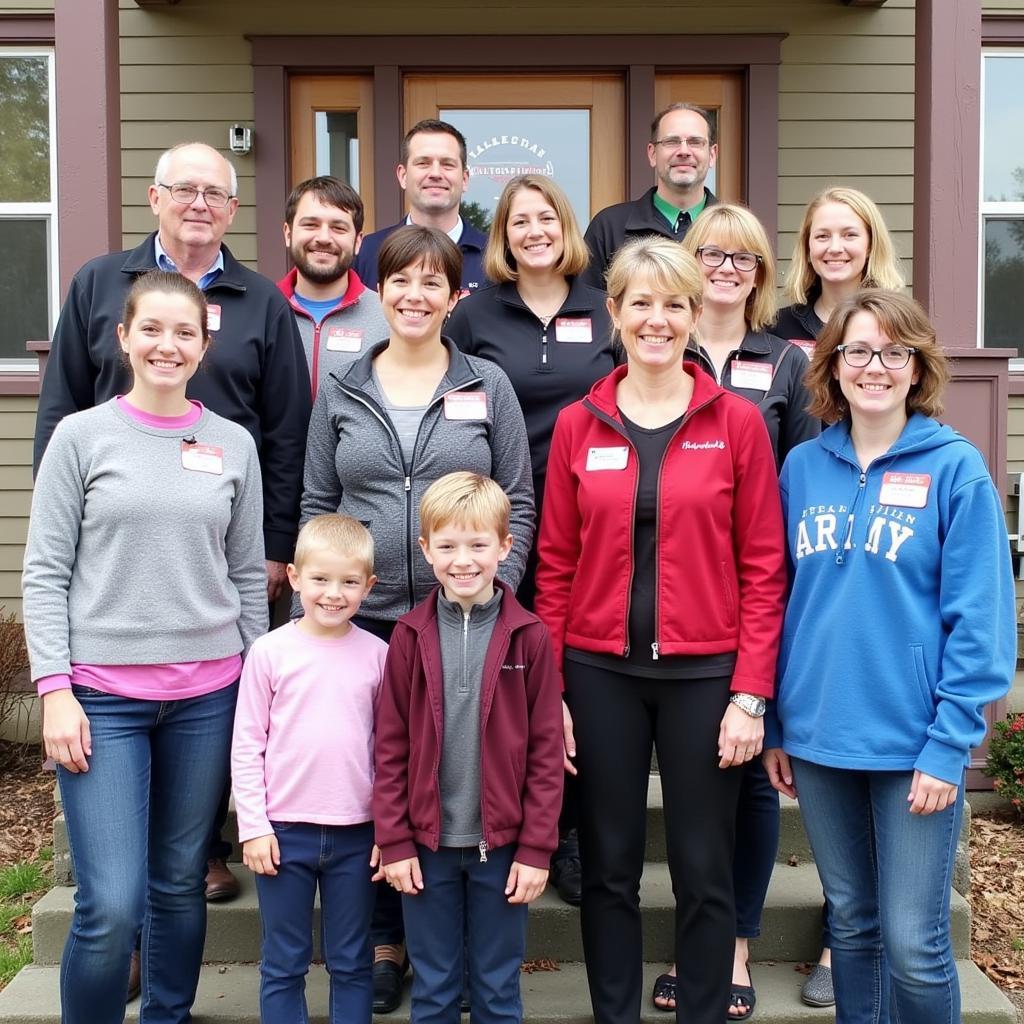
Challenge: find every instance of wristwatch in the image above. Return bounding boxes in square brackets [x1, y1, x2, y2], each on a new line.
[729, 692, 766, 718]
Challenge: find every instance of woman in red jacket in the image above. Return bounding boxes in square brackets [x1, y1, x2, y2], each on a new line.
[534, 237, 786, 1024]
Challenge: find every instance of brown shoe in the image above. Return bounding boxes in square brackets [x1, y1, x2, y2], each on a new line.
[126, 949, 141, 1002]
[204, 857, 240, 902]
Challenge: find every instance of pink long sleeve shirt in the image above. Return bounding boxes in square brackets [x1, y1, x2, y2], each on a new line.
[231, 621, 388, 842]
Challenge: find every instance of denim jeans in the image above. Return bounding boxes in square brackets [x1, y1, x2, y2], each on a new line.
[57, 681, 237, 1024]
[254, 821, 375, 1024]
[402, 843, 527, 1024]
[791, 758, 963, 1024]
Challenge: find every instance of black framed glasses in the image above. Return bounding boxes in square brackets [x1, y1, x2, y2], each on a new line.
[157, 182, 234, 208]
[837, 343, 917, 369]
[696, 247, 762, 273]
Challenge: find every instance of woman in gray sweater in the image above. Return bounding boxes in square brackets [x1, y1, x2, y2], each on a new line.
[23, 271, 267, 1024]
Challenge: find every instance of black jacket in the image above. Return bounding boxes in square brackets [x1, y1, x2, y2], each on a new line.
[774, 300, 823, 343]
[33, 233, 312, 562]
[580, 186, 717, 289]
[446, 277, 616, 504]
[684, 330, 820, 468]
[354, 220, 488, 293]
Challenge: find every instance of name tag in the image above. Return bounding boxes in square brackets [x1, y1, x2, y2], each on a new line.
[555, 317, 593, 343]
[207, 304, 222, 332]
[181, 442, 224, 475]
[729, 360, 773, 391]
[444, 392, 488, 420]
[326, 326, 363, 352]
[585, 446, 629, 471]
[789, 339, 814, 359]
[878, 471, 931, 508]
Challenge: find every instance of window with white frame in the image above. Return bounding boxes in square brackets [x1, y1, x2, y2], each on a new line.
[0, 47, 56, 367]
[981, 51, 1024, 357]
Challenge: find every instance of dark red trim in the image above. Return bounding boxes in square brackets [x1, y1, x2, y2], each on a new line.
[254, 64, 289, 272]
[1008, 375, 1024, 397]
[0, 15, 54, 42]
[982, 14, 1024, 45]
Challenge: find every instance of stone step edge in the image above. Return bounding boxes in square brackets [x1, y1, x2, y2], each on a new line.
[0, 960, 1014, 1024]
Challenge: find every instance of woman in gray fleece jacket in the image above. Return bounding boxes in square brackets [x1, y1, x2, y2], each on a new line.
[300, 226, 534, 634]
[22, 271, 267, 1024]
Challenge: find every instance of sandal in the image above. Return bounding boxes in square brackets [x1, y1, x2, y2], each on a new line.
[728, 981, 756, 1021]
[651, 972, 677, 1012]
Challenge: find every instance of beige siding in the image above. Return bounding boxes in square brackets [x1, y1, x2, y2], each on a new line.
[984, 2, 1024, 11]
[0, 1, 53, 11]
[0, 397, 35, 619]
[118, 0, 916, 279]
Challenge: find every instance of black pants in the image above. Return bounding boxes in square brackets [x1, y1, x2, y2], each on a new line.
[565, 661, 741, 1024]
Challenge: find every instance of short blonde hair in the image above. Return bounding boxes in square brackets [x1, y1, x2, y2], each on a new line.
[805, 289, 950, 423]
[683, 203, 777, 333]
[605, 236, 704, 315]
[483, 176, 589, 282]
[293, 514, 375, 577]
[785, 186, 904, 306]
[419, 472, 511, 541]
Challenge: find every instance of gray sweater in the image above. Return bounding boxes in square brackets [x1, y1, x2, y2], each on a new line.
[23, 400, 268, 680]
[300, 338, 535, 623]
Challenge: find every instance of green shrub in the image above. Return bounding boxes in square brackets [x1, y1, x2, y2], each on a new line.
[986, 713, 1024, 812]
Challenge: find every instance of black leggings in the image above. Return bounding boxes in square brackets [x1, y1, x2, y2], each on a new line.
[565, 661, 742, 1024]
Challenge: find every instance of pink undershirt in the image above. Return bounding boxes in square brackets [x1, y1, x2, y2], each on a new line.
[36, 396, 243, 700]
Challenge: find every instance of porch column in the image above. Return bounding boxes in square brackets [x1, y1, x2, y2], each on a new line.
[54, 0, 120, 296]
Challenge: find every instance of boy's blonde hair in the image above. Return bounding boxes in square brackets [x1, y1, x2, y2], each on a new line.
[419, 472, 511, 541]
[293, 514, 375, 577]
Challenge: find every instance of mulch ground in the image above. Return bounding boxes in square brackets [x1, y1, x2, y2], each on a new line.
[0, 742, 56, 870]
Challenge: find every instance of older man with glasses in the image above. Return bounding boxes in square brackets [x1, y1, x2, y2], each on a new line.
[580, 103, 718, 289]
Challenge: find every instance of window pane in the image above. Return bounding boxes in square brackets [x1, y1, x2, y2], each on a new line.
[0, 56, 50, 202]
[0, 220, 49, 359]
[983, 218, 1024, 354]
[314, 110, 359, 190]
[983, 56, 1024, 203]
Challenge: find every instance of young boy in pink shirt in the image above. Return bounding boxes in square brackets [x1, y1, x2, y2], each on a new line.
[232, 514, 388, 1024]
[373, 472, 564, 1024]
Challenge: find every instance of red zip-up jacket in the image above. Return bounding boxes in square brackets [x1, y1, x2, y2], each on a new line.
[373, 581, 564, 869]
[535, 363, 786, 698]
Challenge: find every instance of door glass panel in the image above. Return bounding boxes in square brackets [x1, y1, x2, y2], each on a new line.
[314, 110, 360, 190]
[441, 108, 590, 234]
[0, 218, 49, 359]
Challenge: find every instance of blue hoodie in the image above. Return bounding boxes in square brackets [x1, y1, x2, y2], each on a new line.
[764, 413, 1015, 784]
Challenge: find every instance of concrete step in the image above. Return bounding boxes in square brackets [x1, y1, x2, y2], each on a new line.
[30, 861, 972, 967]
[0, 959, 1014, 1024]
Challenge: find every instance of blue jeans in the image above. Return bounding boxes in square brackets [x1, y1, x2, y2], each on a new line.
[57, 682, 237, 1024]
[402, 844, 527, 1024]
[254, 821, 375, 1024]
[791, 758, 963, 1024]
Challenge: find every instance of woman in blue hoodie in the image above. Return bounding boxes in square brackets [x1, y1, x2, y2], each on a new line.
[763, 289, 1014, 1024]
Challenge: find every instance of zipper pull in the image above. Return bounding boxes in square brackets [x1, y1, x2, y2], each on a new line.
[859, 472, 866, 487]
[541, 332, 548, 365]
[404, 476, 412, 492]
[651, 642, 659, 661]
[478, 840, 488, 863]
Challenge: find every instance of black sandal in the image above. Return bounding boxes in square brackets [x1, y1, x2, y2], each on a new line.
[728, 980, 756, 1021]
[652, 973, 677, 1012]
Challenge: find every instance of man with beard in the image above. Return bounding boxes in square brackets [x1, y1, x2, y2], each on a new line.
[279, 177, 388, 395]
[354, 119, 486, 295]
[580, 103, 718, 289]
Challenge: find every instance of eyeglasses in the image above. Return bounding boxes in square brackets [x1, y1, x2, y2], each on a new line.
[652, 135, 709, 151]
[837, 343, 917, 369]
[157, 182, 234, 209]
[696, 247, 762, 273]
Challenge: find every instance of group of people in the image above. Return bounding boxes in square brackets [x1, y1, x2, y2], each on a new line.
[21, 102, 1016, 1024]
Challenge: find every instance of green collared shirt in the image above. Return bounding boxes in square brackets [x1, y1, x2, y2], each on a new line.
[652, 190, 708, 235]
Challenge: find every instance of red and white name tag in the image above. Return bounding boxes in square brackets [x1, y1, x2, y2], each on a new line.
[878, 471, 931, 508]
[789, 339, 814, 359]
[730, 360, 773, 391]
[585, 446, 629, 471]
[181, 442, 224, 475]
[207, 304, 222, 332]
[555, 317, 593, 343]
[326, 326, 363, 352]
[444, 391, 488, 420]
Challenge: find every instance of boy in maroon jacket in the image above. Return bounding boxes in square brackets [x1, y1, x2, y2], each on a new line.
[373, 472, 564, 1024]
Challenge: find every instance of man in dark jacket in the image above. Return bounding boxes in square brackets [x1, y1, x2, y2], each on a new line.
[354, 119, 487, 295]
[581, 103, 718, 289]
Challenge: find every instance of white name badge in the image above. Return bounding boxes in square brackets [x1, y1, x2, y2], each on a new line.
[878, 471, 931, 508]
[207, 304, 222, 333]
[326, 326, 363, 352]
[585, 446, 629, 471]
[789, 339, 815, 359]
[555, 317, 593, 343]
[444, 391, 488, 420]
[730, 360, 773, 391]
[181, 441, 224, 475]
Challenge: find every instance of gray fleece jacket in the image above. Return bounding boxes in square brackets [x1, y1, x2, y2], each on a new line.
[300, 338, 534, 623]
[23, 400, 268, 680]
